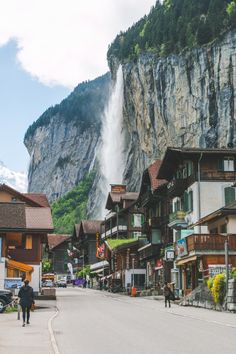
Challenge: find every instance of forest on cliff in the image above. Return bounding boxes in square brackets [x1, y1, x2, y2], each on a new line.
[107, 0, 236, 62]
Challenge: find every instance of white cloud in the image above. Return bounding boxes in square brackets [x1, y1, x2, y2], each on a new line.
[0, 0, 155, 88]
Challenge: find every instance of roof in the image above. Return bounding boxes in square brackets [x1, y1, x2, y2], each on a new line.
[106, 192, 138, 210]
[195, 202, 236, 226]
[105, 238, 139, 251]
[6, 259, 34, 272]
[47, 234, 71, 250]
[0, 184, 42, 207]
[23, 193, 50, 207]
[147, 160, 166, 191]
[25, 207, 54, 230]
[0, 202, 26, 229]
[157, 147, 236, 180]
[74, 220, 102, 238]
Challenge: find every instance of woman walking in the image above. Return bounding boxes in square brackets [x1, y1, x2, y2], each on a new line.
[18, 279, 35, 327]
[163, 281, 171, 308]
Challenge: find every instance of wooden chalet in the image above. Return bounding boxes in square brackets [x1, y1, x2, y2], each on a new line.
[0, 184, 53, 293]
[137, 160, 173, 286]
[157, 147, 236, 295]
[47, 234, 71, 274]
[72, 220, 102, 270]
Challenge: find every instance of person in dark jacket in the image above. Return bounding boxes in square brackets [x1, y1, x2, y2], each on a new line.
[163, 281, 171, 308]
[18, 279, 35, 327]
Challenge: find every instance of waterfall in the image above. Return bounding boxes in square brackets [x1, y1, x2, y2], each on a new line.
[97, 65, 125, 217]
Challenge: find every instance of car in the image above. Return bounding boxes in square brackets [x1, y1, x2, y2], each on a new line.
[42, 280, 54, 288]
[56, 280, 67, 288]
[0, 290, 13, 313]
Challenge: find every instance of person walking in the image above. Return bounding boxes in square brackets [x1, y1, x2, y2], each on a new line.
[18, 279, 35, 327]
[163, 281, 171, 308]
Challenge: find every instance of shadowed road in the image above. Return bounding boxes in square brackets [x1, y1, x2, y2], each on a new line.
[53, 288, 236, 354]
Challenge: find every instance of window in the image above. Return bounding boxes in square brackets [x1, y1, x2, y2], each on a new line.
[224, 187, 236, 206]
[23, 235, 32, 250]
[183, 191, 193, 212]
[218, 157, 235, 171]
[131, 214, 144, 227]
[11, 197, 17, 202]
[220, 224, 227, 233]
[151, 229, 161, 244]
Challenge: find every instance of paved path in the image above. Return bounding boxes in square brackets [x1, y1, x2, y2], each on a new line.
[0, 300, 56, 354]
[53, 288, 236, 354]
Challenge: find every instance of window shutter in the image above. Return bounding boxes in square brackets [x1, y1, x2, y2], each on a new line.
[131, 214, 134, 227]
[189, 191, 193, 212]
[218, 159, 224, 171]
[141, 214, 144, 225]
[224, 187, 236, 206]
[183, 191, 189, 211]
[25, 235, 32, 250]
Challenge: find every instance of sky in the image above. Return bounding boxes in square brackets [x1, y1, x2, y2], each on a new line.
[0, 0, 156, 173]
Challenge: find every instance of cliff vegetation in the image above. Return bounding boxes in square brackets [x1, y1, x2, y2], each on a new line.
[52, 171, 95, 234]
[107, 0, 236, 63]
[24, 73, 110, 141]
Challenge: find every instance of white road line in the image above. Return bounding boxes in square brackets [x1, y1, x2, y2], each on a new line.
[48, 307, 60, 354]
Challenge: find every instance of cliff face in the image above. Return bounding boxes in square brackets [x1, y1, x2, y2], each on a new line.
[24, 73, 111, 202]
[25, 30, 236, 214]
[120, 30, 236, 191]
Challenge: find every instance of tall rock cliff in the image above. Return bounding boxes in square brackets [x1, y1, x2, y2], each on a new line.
[25, 30, 236, 217]
[24, 73, 111, 202]
[119, 30, 236, 191]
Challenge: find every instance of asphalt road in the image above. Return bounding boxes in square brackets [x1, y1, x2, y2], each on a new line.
[53, 288, 236, 354]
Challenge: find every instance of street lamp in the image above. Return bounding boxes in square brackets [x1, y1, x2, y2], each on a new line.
[130, 253, 135, 288]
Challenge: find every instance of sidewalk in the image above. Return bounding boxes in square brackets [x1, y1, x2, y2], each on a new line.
[0, 300, 56, 354]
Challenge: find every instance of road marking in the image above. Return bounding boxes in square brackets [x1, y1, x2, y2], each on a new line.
[48, 307, 60, 354]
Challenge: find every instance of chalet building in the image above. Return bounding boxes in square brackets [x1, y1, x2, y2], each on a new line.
[47, 234, 71, 274]
[101, 184, 146, 288]
[72, 220, 102, 270]
[136, 160, 173, 287]
[157, 147, 236, 294]
[175, 202, 236, 295]
[101, 184, 143, 240]
[0, 184, 53, 293]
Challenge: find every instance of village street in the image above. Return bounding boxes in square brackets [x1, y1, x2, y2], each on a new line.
[53, 288, 236, 354]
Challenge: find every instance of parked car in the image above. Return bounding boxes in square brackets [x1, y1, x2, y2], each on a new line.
[42, 280, 54, 288]
[0, 290, 13, 313]
[56, 280, 67, 288]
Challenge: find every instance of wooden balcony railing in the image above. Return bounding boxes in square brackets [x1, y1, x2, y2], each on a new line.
[167, 179, 188, 197]
[200, 170, 236, 181]
[187, 234, 236, 252]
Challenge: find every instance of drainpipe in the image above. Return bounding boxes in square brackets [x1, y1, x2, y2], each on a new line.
[197, 153, 203, 233]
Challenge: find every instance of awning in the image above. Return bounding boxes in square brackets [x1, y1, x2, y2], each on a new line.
[90, 260, 109, 271]
[176, 255, 197, 266]
[6, 259, 34, 273]
[90, 268, 105, 274]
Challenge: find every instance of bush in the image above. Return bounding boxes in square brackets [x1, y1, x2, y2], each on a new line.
[207, 273, 226, 305]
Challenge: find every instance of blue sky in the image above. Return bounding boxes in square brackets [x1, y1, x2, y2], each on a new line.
[0, 1, 155, 175]
[0, 41, 69, 172]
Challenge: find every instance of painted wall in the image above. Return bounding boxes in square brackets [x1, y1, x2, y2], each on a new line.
[30, 264, 41, 293]
[124, 269, 146, 287]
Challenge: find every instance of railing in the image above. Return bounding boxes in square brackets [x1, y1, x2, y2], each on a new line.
[187, 234, 236, 252]
[200, 170, 236, 181]
[101, 225, 127, 239]
[169, 211, 186, 223]
[167, 179, 188, 197]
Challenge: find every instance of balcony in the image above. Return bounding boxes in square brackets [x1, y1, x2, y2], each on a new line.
[168, 211, 188, 230]
[187, 234, 236, 253]
[167, 179, 188, 198]
[101, 225, 127, 239]
[200, 170, 236, 181]
[138, 243, 161, 261]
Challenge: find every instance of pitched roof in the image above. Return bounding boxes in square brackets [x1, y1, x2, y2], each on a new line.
[195, 202, 236, 226]
[25, 207, 54, 230]
[0, 184, 42, 207]
[74, 220, 102, 238]
[147, 160, 166, 191]
[23, 193, 50, 207]
[106, 192, 138, 210]
[47, 234, 71, 250]
[0, 202, 26, 229]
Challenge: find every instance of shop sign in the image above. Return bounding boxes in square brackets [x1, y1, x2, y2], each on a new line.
[165, 249, 175, 261]
[4, 278, 22, 289]
[176, 238, 188, 257]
